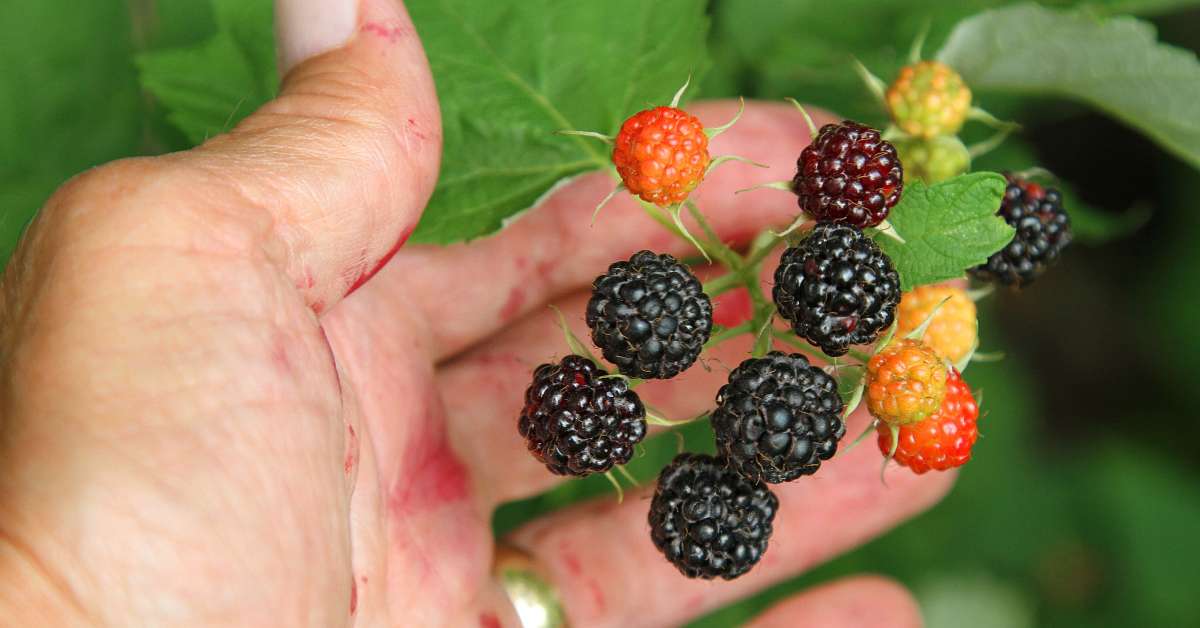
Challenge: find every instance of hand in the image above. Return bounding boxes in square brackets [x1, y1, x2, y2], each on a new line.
[0, 1, 951, 625]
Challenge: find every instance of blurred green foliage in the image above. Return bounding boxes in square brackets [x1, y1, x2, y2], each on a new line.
[2, 1, 1199, 626]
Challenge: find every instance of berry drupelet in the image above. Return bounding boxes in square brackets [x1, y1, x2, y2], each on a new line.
[886, 60, 973, 139]
[865, 338, 948, 426]
[612, 106, 710, 206]
[518, 355, 646, 477]
[587, 251, 712, 379]
[711, 352, 845, 483]
[792, 120, 904, 228]
[773, 222, 902, 357]
[877, 367, 979, 473]
[970, 174, 1071, 287]
[648, 453, 779, 580]
[895, 284, 978, 365]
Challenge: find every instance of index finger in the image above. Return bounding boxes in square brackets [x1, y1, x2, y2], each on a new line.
[368, 100, 830, 361]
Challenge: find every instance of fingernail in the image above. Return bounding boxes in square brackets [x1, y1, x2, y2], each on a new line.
[275, 0, 359, 75]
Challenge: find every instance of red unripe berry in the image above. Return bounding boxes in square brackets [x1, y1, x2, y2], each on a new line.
[877, 367, 979, 473]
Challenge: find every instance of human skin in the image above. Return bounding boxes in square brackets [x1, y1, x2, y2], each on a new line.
[0, 1, 952, 625]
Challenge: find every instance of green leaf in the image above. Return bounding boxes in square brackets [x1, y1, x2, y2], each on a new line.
[0, 2, 145, 268]
[938, 3, 1200, 170]
[407, 0, 708, 244]
[874, 172, 1013, 291]
[703, 0, 1200, 124]
[706, 0, 990, 123]
[135, 0, 277, 145]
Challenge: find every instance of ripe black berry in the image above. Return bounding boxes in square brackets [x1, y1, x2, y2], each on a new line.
[773, 222, 901, 357]
[969, 174, 1071, 287]
[712, 352, 845, 483]
[518, 355, 646, 477]
[648, 453, 778, 580]
[792, 120, 904, 228]
[587, 251, 712, 379]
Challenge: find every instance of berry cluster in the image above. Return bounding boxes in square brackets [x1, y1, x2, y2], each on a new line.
[515, 70, 1073, 580]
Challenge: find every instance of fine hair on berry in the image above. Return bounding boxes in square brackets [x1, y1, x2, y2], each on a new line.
[792, 120, 903, 228]
[518, 355, 646, 477]
[773, 222, 901, 357]
[648, 453, 779, 580]
[970, 173, 1071, 287]
[587, 250, 713, 379]
[712, 352, 845, 483]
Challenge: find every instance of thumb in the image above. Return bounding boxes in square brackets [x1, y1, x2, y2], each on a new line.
[180, 0, 441, 311]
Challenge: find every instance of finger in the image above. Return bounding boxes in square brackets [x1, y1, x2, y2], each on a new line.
[504, 409, 954, 628]
[168, 0, 440, 313]
[746, 575, 922, 628]
[377, 100, 830, 361]
[439, 258, 775, 506]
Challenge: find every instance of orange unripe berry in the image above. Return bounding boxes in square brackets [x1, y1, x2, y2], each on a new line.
[866, 338, 948, 425]
[612, 106, 710, 206]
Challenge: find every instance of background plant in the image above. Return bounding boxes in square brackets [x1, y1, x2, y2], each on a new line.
[4, 1, 1200, 625]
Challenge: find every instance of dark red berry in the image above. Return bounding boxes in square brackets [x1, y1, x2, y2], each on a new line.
[792, 121, 904, 228]
[518, 355, 646, 477]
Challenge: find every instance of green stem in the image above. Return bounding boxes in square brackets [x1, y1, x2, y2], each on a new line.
[701, 231, 786, 297]
[637, 201, 688, 243]
[774, 328, 872, 364]
[751, 317, 774, 357]
[743, 231, 783, 269]
[772, 328, 828, 362]
[702, 271, 743, 297]
[684, 200, 740, 268]
[704, 322, 753, 350]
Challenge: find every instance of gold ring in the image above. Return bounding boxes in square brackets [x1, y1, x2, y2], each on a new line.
[493, 542, 568, 628]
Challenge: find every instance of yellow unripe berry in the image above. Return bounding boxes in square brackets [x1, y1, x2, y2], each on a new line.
[896, 285, 977, 364]
[886, 61, 972, 139]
